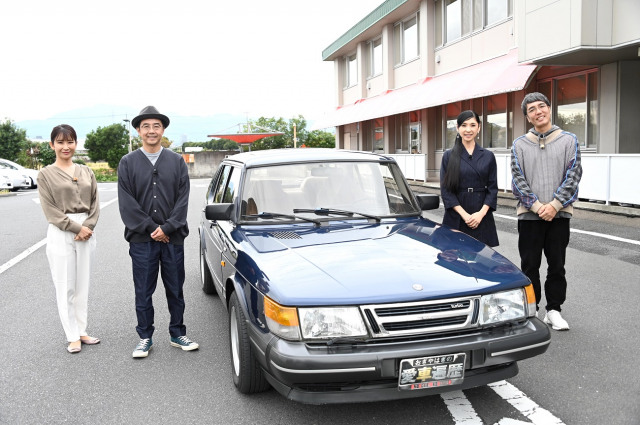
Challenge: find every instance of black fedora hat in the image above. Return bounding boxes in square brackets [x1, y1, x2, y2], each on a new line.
[131, 106, 170, 129]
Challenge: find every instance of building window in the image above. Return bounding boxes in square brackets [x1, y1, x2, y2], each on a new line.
[409, 111, 421, 153]
[486, 0, 510, 26]
[344, 54, 357, 88]
[557, 75, 587, 146]
[535, 70, 598, 149]
[587, 72, 598, 149]
[436, 0, 512, 46]
[485, 93, 507, 148]
[445, 102, 462, 150]
[394, 13, 419, 65]
[364, 118, 385, 152]
[394, 114, 408, 153]
[445, 0, 462, 43]
[368, 38, 383, 78]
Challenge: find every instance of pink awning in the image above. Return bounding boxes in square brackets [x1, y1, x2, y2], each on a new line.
[315, 49, 537, 128]
[207, 133, 284, 144]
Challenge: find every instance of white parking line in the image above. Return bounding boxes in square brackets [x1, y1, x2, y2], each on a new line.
[494, 213, 640, 246]
[488, 380, 565, 425]
[0, 197, 118, 276]
[442, 381, 565, 425]
[441, 391, 483, 424]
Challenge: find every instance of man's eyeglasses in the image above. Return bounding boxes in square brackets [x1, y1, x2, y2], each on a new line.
[141, 124, 163, 130]
[527, 103, 549, 114]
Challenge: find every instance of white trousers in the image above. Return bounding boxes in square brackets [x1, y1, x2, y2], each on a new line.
[46, 213, 96, 342]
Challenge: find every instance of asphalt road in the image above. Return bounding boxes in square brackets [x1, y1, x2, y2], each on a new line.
[0, 180, 638, 425]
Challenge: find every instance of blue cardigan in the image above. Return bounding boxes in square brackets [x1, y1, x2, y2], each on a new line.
[117, 148, 190, 244]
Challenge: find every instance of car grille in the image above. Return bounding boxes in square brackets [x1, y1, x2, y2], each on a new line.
[360, 297, 479, 338]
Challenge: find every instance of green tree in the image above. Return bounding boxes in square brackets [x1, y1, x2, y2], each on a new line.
[0, 119, 29, 161]
[161, 136, 172, 149]
[222, 140, 239, 150]
[305, 129, 336, 148]
[85, 123, 129, 169]
[245, 117, 289, 151]
[36, 142, 57, 166]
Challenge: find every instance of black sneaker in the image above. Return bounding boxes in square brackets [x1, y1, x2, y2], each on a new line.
[132, 338, 153, 358]
[170, 336, 199, 351]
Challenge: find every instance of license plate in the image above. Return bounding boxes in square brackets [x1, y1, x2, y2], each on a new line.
[398, 353, 466, 391]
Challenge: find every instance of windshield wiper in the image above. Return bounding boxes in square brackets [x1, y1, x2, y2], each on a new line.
[244, 211, 322, 226]
[293, 208, 381, 222]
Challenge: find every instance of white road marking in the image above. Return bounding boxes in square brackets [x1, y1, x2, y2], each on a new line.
[0, 197, 118, 276]
[494, 213, 640, 246]
[441, 391, 483, 424]
[0, 239, 47, 275]
[440, 381, 566, 425]
[488, 381, 566, 425]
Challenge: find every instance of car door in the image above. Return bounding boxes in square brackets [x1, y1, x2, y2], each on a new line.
[203, 164, 242, 289]
[203, 165, 232, 289]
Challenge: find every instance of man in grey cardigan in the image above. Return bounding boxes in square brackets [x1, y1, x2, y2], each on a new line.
[511, 92, 582, 331]
[118, 106, 199, 357]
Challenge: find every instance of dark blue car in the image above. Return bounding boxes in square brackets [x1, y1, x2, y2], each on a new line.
[199, 148, 550, 404]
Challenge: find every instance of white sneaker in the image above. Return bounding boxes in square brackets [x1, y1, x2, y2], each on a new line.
[543, 310, 570, 331]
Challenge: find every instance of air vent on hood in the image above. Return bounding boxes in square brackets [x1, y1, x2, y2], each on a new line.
[268, 231, 302, 239]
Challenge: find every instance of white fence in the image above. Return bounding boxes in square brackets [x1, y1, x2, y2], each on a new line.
[391, 153, 640, 206]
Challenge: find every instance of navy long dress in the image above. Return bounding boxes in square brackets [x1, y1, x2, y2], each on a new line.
[440, 144, 499, 247]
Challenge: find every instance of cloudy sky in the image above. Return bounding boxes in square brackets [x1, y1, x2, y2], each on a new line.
[1, 0, 381, 126]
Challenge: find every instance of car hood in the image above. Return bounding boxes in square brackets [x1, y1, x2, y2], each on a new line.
[235, 218, 527, 306]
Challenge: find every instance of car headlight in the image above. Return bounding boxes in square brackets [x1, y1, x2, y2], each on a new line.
[298, 307, 368, 340]
[478, 288, 527, 326]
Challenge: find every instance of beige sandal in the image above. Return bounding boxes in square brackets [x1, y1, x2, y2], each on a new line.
[80, 336, 101, 345]
[67, 341, 81, 353]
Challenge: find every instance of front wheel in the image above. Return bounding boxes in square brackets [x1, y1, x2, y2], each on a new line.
[200, 239, 216, 294]
[229, 294, 270, 394]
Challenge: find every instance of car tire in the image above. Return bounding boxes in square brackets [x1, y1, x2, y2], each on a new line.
[229, 293, 270, 394]
[29, 177, 37, 189]
[200, 239, 216, 295]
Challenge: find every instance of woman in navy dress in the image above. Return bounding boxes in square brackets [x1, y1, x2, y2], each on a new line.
[440, 110, 499, 247]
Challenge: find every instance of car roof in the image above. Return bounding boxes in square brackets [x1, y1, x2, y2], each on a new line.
[0, 158, 20, 167]
[222, 148, 394, 168]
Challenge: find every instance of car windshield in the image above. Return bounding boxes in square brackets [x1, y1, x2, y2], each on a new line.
[239, 161, 419, 221]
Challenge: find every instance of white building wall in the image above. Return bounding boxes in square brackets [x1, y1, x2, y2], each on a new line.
[435, 21, 515, 75]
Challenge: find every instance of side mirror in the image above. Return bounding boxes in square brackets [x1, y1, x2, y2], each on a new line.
[416, 193, 440, 211]
[205, 203, 234, 221]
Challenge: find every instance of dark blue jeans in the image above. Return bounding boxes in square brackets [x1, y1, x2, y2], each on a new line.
[517, 218, 570, 312]
[129, 242, 186, 339]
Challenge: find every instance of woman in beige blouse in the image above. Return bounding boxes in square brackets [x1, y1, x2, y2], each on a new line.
[38, 125, 100, 354]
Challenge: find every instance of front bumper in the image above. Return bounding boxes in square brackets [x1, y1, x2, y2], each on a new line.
[251, 318, 550, 404]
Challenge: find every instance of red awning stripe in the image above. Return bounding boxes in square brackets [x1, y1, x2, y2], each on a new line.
[315, 49, 537, 128]
[207, 133, 284, 144]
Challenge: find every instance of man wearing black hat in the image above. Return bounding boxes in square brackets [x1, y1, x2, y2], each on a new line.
[118, 105, 199, 358]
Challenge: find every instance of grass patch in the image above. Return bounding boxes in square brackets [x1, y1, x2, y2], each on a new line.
[90, 166, 118, 182]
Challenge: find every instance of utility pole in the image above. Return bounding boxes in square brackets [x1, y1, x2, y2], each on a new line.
[123, 118, 132, 152]
[293, 123, 297, 148]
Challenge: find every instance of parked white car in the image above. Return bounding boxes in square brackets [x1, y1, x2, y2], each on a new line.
[0, 163, 30, 191]
[0, 175, 12, 191]
[0, 158, 38, 189]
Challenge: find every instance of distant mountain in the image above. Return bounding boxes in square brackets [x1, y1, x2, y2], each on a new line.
[17, 105, 248, 146]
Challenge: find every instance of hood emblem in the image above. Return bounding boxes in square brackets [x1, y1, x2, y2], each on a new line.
[412, 284, 423, 291]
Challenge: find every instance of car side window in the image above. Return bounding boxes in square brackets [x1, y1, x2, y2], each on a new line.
[222, 166, 241, 203]
[210, 165, 231, 204]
